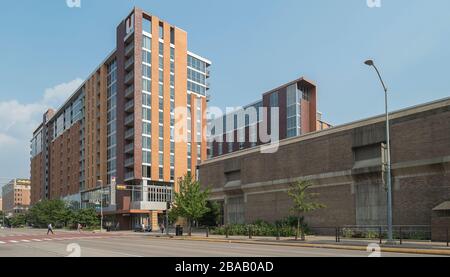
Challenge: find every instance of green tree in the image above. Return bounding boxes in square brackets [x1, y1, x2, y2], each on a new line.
[73, 208, 99, 229]
[287, 180, 325, 241]
[198, 201, 222, 227]
[171, 173, 211, 236]
[27, 199, 69, 228]
[10, 213, 27, 228]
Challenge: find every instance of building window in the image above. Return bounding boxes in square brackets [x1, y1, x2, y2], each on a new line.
[143, 150, 151, 164]
[159, 167, 164, 179]
[159, 139, 164, 152]
[143, 136, 151, 150]
[142, 165, 151, 178]
[286, 84, 300, 138]
[159, 42, 164, 56]
[142, 36, 151, 50]
[143, 107, 151, 121]
[302, 88, 310, 101]
[142, 50, 151, 64]
[142, 64, 151, 79]
[159, 22, 164, 39]
[270, 92, 279, 107]
[143, 18, 152, 34]
[159, 151, 164, 163]
[142, 122, 151, 135]
[170, 27, 175, 44]
[159, 111, 164, 125]
[142, 92, 151, 107]
[159, 84, 164, 96]
[228, 142, 233, 153]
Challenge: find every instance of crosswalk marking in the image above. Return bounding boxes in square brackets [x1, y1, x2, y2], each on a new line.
[0, 233, 121, 245]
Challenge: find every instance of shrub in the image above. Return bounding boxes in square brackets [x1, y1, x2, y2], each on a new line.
[210, 218, 310, 237]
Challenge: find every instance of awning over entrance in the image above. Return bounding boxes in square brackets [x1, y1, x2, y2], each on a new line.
[433, 201, 450, 211]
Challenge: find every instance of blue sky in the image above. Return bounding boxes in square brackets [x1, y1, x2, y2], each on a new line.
[0, 0, 449, 183]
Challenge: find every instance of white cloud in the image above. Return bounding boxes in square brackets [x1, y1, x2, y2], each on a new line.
[42, 78, 84, 108]
[0, 133, 17, 146]
[0, 78, 83, 178]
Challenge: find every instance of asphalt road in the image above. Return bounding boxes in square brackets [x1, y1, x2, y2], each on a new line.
[0, 228, 443, 257]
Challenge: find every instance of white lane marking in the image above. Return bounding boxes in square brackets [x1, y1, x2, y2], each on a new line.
[32, 239, 42, 242]
[43, 239, 52, 241]
[21, 240, 31, 243]
[9, 240, 18, 243]
[0, 241, 5, 244]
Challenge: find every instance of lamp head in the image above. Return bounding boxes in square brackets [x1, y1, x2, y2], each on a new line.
[364, 60, 374, 66]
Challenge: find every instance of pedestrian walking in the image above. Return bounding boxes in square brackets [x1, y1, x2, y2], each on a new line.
[47, 223, 54, 235]
[160, 223, 165, 234]
[77, 223, 82, 233]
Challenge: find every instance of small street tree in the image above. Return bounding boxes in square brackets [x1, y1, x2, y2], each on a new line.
[171, 173, 211, 236]
[287, 180, 325, 241]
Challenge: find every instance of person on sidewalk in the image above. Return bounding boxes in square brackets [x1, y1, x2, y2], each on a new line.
[160, 223, 165, 234]
[47, 223, 54, 235]
[77, 223, 82, 233]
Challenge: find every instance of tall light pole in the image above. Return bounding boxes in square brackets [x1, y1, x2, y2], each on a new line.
[97, 180, 104, 233]
[364, 59, 394, 243]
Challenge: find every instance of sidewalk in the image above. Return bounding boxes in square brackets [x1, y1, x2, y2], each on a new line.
[143, 231, 450, 256]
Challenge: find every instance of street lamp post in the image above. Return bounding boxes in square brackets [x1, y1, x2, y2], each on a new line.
[364, 59, 394, 243]
[97, 180, 104, 233]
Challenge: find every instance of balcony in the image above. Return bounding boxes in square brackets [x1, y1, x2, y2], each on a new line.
[125, 128, 134, 140]
[125, 71, 134, 85]
[125, 157, 134, 168]
[125, 143, 134, 153]
[125, 114, 134, 126]
[130, 185, 174, 211]
[131, 201, 167, 211]
[125, 171, 135, 181]
[125, 85, 134, 99]
[125, 42, 134, 57]
[125, 57, 134, 71]
[125, 99, 134, 112]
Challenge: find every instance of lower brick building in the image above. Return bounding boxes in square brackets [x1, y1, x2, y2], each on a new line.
[1, 179, 31, 217]
[199, 97, 450, 240]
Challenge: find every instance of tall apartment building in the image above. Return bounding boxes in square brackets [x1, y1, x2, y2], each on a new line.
[208, 77, 332, 158]
[1, 179, 31, 217]
[30, 7, 211, 230]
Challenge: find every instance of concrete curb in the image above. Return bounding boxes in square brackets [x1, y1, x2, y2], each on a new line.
[148, 236, 450, 256]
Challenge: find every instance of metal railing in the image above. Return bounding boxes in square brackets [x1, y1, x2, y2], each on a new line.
[125, 85, 134, 98]
[125, 128, 134, 139]
[125, 57, 134, 69]
[125, 71, 134, 84]
[124, 143, 134, 153]
[125, 42, 134, 56]
[183, 224, 450, 247]
[125, 157, 134, 167]
[125, 99, 134, 111]
[125, 114, 134, 126]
